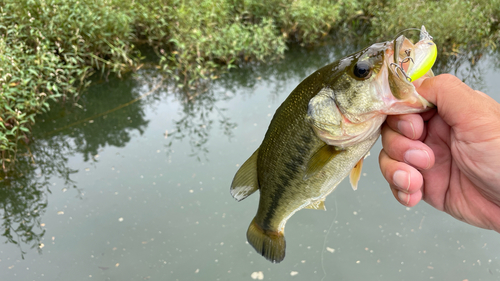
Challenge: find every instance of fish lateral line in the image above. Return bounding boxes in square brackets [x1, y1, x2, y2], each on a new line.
[231, 26, 437, 263]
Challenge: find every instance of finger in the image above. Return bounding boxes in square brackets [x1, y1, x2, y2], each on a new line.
[390, 186, 422, 207]
[379, 150, 423, 207]
[385, 114, 424, 140]
[379, 149, 424, 194]
[416, 74, 494, 128]
[381, 123, 435, 170]
[420, 108, 437, 122]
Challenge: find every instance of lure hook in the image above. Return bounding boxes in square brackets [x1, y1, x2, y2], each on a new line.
[390, 62, 412, 82]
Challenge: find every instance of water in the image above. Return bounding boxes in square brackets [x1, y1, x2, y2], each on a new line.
[1, 41, 500, 281]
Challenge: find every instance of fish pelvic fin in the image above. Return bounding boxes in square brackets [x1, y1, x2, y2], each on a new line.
[231, 149, 259, 201]
[349, 152, 370, 191]
[304, 144, 340, 180]
[247, 218, 286, 263]
[349, 158, 364, 191]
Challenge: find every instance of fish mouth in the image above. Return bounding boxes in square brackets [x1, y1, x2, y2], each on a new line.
[381, 26, 437, 114]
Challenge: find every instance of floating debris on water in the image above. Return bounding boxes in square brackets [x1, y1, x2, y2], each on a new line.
[251, 271, 264, 280]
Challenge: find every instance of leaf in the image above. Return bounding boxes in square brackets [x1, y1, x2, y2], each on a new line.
[28, 69, 39, 76]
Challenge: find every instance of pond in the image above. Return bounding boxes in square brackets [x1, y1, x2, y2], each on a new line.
[1, 38, 500, 280]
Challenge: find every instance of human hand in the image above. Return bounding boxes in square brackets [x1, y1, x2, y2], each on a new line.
[379, 74, 500, 232]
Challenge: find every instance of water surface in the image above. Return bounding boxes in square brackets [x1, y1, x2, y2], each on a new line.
[1, 41, 500, 281]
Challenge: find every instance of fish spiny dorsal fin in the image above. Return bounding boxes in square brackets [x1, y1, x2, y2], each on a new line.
[304, 198, 326, 210]
[349, 152, 369, 191]
[247, 218, 286, 263]
[230, 149, 259, 201]
[304, 144, 340, 180]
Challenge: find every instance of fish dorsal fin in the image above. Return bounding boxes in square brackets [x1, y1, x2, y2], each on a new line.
[349, 152, 369, 191]
[230, 149, 260, 201]
[304, 198, 326, 210]
[304, 144, 340, 180]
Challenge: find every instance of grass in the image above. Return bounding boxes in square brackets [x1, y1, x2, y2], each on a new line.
[1, 0, 499, 176]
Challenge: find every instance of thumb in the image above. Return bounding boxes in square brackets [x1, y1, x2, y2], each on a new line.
[416, 74, 493, 127]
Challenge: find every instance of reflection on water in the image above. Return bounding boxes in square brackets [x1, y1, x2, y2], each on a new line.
[1, 38, 500, 280]
[37, 75, 150, 161]
[1, 75, 150, 257]
[167, 84, 237, 161]
[0, 172, 48, 258]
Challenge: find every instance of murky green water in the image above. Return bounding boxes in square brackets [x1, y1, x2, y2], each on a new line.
[1, 41, 500, 281]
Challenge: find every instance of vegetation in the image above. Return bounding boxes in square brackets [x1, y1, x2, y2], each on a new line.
[1, 0, 499, 175]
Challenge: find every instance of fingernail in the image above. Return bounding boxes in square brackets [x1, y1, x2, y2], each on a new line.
[397, 121, 415, 139]
[404, 150, 430, 169]
[398, 191, 410, 205]
[393, 170, 410, 191]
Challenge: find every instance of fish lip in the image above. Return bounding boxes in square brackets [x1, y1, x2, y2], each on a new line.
[386, 39, 415, 85]
[382, 59, 435, 112]
[382, 28, 436, 111]
[390, 26, 434, 79]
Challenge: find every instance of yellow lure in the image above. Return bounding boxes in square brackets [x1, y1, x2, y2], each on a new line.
[407, 39, 438, 81]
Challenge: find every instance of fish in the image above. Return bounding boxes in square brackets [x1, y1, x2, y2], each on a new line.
[230, 26, 437, 263]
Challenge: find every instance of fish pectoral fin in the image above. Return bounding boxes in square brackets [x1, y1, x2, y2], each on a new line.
[349, 157, 365, 191]
[230, 148, 260, 201]
[304, 199, 326, 211]
[304, 144, 340, 180]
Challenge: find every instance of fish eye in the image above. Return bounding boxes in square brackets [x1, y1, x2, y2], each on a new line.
[353, 61, 372, 79]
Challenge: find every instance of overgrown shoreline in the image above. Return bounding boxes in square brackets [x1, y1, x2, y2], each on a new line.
[1, 0, 499, 176]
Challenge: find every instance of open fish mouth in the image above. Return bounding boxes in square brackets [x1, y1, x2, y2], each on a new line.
[390, 26, 437, 83]
[382, 25, 437, 113]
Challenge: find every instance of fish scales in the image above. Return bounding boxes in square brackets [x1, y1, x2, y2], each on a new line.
[231, 26, 437, 263]
[257, 67, 363, 225]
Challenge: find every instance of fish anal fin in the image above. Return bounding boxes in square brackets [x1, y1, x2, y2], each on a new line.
[349, 158, 364, 191]
[247, 218, 285, 263]
[231, 149, 259, 201]
[304, 144, 340, 180]
[305, 199, 326, 211]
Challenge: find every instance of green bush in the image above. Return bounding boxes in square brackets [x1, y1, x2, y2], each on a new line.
[1, 0, 499, 175]
[1, 0, 140, 171]
[368, 0, 500, 50]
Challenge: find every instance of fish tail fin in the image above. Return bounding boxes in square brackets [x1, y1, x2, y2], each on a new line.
[246, 218, 286, 263]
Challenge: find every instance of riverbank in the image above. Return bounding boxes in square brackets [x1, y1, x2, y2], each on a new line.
[1, 0, 499, 174]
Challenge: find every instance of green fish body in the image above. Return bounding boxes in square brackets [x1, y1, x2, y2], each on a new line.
[231, 28, 436, 263]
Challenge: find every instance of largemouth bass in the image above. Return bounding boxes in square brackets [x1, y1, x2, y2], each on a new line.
[230, 26, 437, 263]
